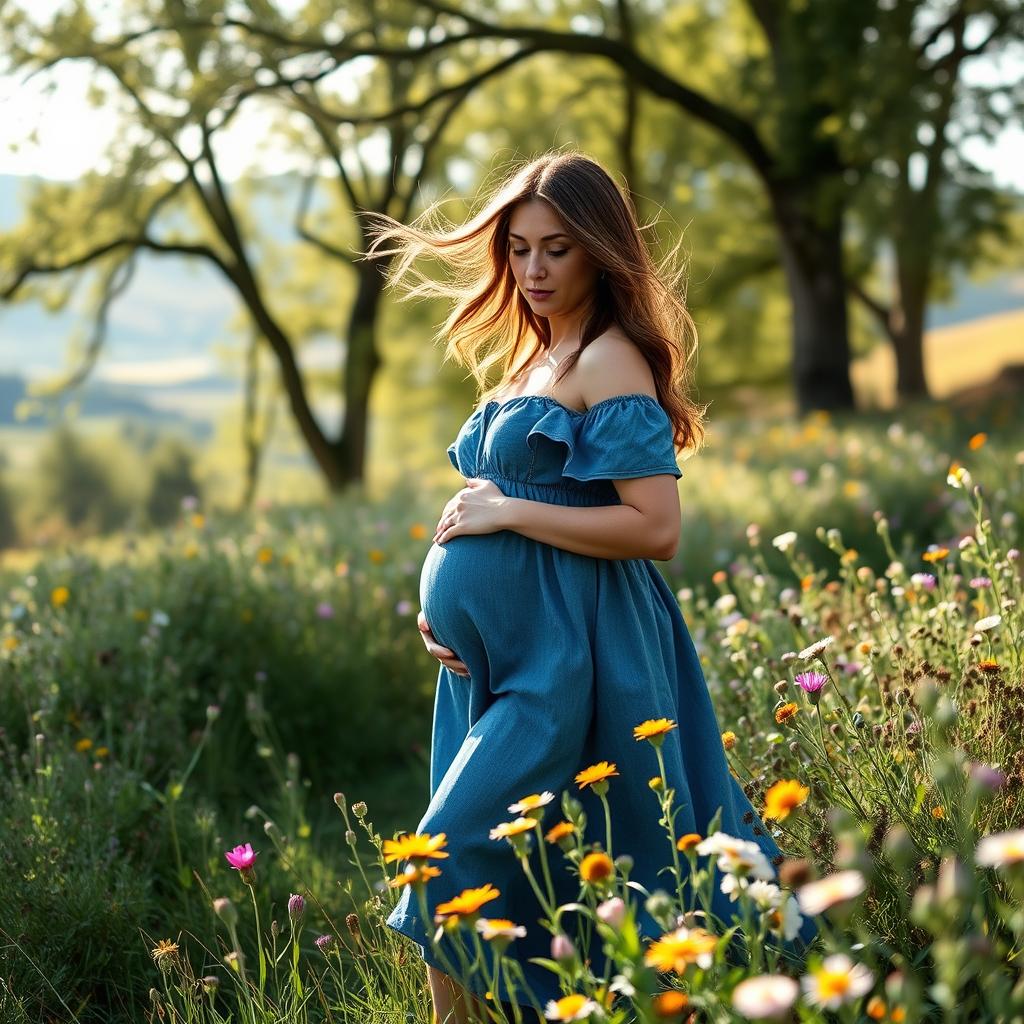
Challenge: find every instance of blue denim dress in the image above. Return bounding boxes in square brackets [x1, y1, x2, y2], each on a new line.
[385, 393, 817, 1008]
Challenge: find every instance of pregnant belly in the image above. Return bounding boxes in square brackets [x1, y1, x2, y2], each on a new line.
[419, 533, 519, 658]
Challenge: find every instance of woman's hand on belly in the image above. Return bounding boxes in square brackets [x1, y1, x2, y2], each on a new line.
[433, 477, 512, 545]
[417, 610, 470, 677]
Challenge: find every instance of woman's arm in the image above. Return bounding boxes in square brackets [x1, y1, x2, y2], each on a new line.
[499, 475, 680, 561]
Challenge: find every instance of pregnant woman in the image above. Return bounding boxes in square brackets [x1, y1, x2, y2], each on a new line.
[362, 151, 816, 1022]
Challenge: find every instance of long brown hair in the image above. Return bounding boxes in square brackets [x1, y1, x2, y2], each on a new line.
[359, 149, 707, 455]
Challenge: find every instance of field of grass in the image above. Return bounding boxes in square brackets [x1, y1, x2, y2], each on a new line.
[0, 394, 1022, 1023]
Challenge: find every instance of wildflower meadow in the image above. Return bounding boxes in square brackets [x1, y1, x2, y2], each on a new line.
[0, 398, 1022, 1023]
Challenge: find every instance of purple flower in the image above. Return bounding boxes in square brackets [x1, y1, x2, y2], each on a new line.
[967, 762, 1007, 792]
[288, 893, 305, 922]
[910, 573, 937, 590]
[315, 933, 335, 953]
[969, 577, 992, 589]
[395, 599, 414, 615]
[795, 671, 828, 693]
[790, 468, 809, 485]
[795, 670, 828, 706]
[316, 602, 335, 619]
[906, 719, 922, 735]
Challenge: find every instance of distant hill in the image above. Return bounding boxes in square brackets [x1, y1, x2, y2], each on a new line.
[0, 373, 205, 431]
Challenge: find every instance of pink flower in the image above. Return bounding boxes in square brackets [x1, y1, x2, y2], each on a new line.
[795, 670, 828, 706]
[316, 602, 335, 619]
[225, 842, 258, 871]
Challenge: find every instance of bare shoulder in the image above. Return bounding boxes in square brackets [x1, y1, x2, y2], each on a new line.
[577, 328, 657, 407]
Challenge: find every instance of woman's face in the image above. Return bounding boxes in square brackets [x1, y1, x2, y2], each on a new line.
[507, 199, 599, 319]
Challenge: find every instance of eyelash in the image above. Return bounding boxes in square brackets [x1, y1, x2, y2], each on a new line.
[511, 249, 568, 257]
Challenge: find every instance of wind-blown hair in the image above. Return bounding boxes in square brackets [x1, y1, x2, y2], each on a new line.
[359, 150, 707, 455]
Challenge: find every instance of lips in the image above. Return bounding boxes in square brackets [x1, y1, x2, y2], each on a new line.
[528, 289, 553, 298]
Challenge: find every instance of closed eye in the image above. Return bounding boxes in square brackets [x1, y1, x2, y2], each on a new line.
[511, 249, 568, 257]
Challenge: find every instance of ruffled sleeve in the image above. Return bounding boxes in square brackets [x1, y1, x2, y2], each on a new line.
[527, 394, 682, 483]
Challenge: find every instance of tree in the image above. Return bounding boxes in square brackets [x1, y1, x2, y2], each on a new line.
[0, 0, 493, 490]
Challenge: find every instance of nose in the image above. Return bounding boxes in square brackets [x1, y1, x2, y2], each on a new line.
[527, 254, 546, 282]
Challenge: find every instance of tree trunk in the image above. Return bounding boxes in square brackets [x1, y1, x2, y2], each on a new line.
[891, 270, 929, 400]
[331, 263, 386, 489]
[770, 185, 855, 414]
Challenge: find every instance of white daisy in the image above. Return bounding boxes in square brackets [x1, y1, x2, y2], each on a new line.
[797, 870, 866, 916]
[974, 614, 1002, 632]
[975, 829, 1024, 868]
[772, 531, 798, 553]
[800, 953, 874, 1010]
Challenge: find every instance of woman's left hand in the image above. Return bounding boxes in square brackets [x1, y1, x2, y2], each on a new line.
[434, 478, 513, 544]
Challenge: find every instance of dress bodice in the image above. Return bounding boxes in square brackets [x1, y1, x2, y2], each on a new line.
[446, 392, 683, 507]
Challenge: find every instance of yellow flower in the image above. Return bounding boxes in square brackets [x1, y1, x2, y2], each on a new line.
[676, 833, 702, 853]
[922, 547, 949, 563]
[183, 542, 199, 559]
[774, 702, 799, 725]
[649, 775, 664, 791]
[435, 883, 500, 919]
[544, 821, 575, 844]
[575, 761, 619, 790]
[579, 852, 614, 883]
[257, 546, 273, 564]
[51, 586, 70, 608]
[132, 609, 150, 622]
[931, 805, 945, 819]
[633, 718, 678, 741]
[381, 831, 449, 865]
[2, 636, 18, 652]
[644, 926, 719, 973]
[968, 432, 987, 450]
[977, 659, 1000, 673]
[96, 746, 109, 758]
[75, 737, 94, 753]
[191, 513, 205, 529]
[368, 549, 386, 564]
[763, 779, 810, 821]
[489, 817, 536, 841]
[721, 730, 737, 750]
[841, 548, 858, 564]
[653, 989, 690, 1018]
[388, 864, 442, 888]
[151, 938, 180, 971]
[409, 523, 428, 540]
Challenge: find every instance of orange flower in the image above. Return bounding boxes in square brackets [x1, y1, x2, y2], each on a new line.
[579, 852, 614, 882]
[409, 523, 428, 539]
[256, 547, 273, 564]
[931, 805, 945, 820]
[653, 989, 690, 1018]
[51, 586, 70, 608]
[381, 832, 449, 864]
[545, 821, 576, 844]
[389, 864, 442, 888]
[489, 818, 536, 841]
[763, 779, 810, 821]
[368, 549, 386, 564]
[676, 833, 702, 853]
[712, 570, 728, 584]
[922, 548, 949, 563]
[774, 702, 799, 725]
[968, 432, 987, 450]
[575, 761, 619, 790]
[977, 659, 1000, 674]
[644, 926, 719, 973]
[435, 883, 500, 919]
[634, 718, 678, 742]
[721, 730, 737, 750]
[866, 995, 887, 1020]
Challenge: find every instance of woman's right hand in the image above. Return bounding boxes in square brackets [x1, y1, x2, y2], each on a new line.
[417, 610, 470, 676]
